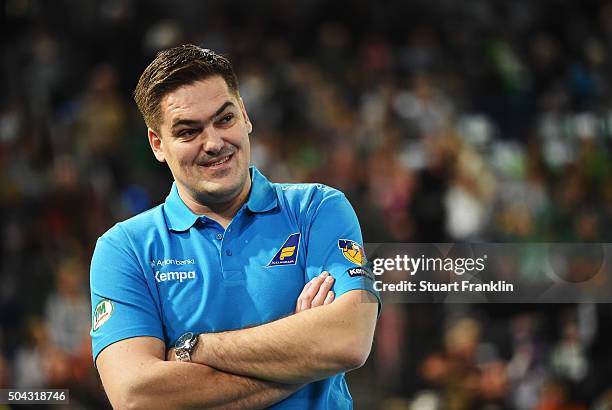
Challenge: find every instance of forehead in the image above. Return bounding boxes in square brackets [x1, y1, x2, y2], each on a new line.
[159, 76, 237, 126]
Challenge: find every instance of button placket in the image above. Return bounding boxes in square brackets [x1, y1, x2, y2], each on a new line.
[219, 219, 244, 282]
[221, 221, 236, 258]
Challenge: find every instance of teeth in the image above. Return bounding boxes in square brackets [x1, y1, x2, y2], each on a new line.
[207, 155, 231, 167]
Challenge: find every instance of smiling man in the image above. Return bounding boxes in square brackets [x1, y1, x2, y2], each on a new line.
[90, 44, 380, 409]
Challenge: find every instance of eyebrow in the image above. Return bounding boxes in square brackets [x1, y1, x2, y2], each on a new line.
[170, 101, 236, 130]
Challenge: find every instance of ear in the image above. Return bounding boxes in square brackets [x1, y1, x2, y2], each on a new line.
[238, 97, 253, 134]
[148, 128, 166, 163]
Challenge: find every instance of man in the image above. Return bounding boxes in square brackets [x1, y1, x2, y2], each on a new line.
[90, 44, 380, 409]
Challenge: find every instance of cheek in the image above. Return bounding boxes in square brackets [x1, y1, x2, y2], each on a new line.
[173, 145, 199, 164]
[233, 133, 250, 155]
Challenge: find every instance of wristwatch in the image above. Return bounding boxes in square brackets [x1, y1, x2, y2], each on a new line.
[175, 332, 198, 362]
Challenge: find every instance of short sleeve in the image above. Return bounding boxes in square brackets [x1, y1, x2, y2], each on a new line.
[90, 226, 164, 365]
[304, 190, 381, 308]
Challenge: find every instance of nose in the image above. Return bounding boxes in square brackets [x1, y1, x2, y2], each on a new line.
[201, 125, 224, 156]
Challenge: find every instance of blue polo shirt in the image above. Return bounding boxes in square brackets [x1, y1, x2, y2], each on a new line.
[90, 166, 379, 409]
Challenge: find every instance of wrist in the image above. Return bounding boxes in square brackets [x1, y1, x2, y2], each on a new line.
[196, 332, 221, 366]
[174, 331, 199, 362]
[192, 333, 204, 362]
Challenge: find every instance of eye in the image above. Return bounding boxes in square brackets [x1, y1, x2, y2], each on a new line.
[178, 129, 199, 138]
[218, 113, 235, 124]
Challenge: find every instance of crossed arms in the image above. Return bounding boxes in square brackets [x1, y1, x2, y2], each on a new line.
[96, 272, 379, 409]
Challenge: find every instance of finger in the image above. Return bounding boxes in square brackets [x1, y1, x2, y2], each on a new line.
[311, 275, 335, 307]
[295, 281, 312, 312]
[323, 290, 335, 305]
[300, 272, 328, 311]
[305, 272, 330, 309]
[297, 276, 320, 312]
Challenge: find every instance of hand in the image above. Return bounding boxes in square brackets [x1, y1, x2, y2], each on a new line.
[295, 271, 335, 313]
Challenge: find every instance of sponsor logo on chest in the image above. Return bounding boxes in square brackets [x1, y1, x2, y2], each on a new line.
[151, 257, 198, 283]
[150, 258, 195, 268]
[155, 270, 196, 283]
[268, 233, 301, 266]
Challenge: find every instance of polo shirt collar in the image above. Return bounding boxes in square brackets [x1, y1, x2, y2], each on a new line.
[164, 166, 278, 232]
[163, 183, 200, 232]
[245, 166, 278, 213]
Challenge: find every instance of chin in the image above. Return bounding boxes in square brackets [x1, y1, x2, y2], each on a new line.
[197, 182, 242, 203]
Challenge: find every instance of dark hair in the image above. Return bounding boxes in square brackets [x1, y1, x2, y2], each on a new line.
[134, 44, 239, 131]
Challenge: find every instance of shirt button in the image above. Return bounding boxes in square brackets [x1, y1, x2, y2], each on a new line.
[216, 233, 223, 240]
[226, 249, 232, 256]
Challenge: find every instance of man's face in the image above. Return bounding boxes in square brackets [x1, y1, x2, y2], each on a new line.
[148, 76, 252, 206]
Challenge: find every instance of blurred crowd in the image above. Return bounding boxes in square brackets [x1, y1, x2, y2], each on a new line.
[2, 0, 612, 408]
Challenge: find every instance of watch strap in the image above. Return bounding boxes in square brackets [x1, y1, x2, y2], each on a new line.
[176, 349, 191, 362]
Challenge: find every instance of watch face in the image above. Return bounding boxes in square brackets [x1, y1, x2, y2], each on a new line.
[175, 332, 194, 349]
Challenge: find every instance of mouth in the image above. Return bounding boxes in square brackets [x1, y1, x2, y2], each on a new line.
[202, 154, 233, 169]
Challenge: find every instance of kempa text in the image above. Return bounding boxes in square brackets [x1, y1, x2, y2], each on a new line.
[155, 271, 196, 283]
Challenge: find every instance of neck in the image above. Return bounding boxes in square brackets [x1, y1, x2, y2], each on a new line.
[178, 178, 252, 229]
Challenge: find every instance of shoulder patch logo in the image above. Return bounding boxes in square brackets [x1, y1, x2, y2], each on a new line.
[93, 299, 114, 331]
[346, 267, 374, 280]
[338, 239, 365, 265]
[268, 233, 301, 266]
